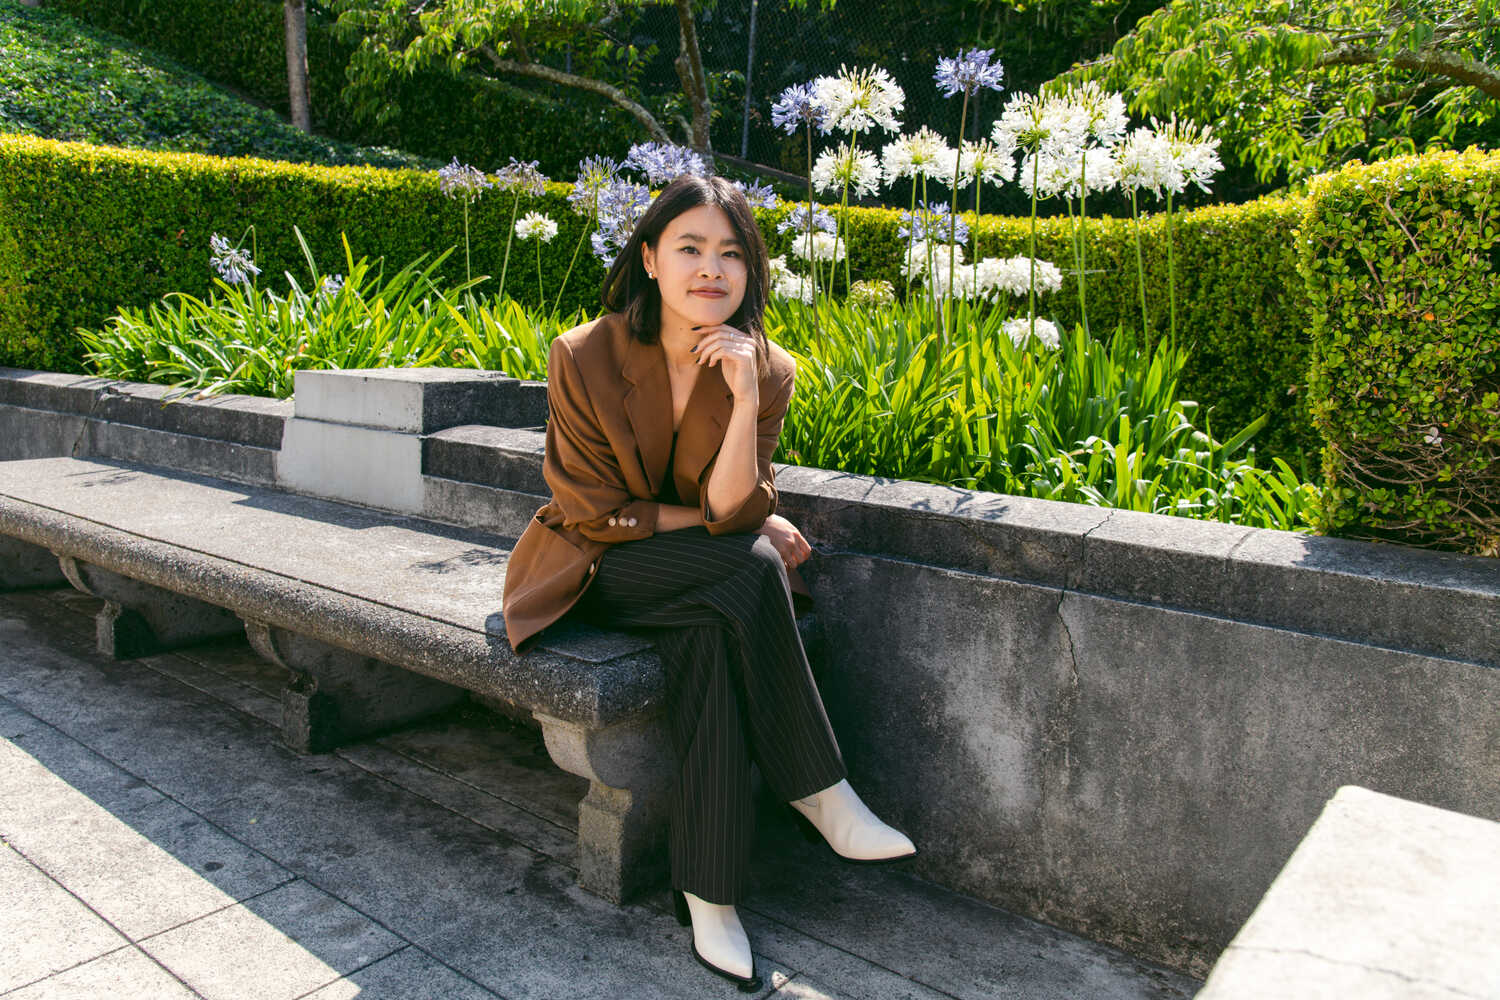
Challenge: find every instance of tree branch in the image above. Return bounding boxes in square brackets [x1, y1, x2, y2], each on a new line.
[479, 43, 673, 143]
[1317, 43, 1500, 100]
[672, 0, 712, 153]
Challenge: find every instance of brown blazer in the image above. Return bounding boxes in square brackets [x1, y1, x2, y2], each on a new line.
[501, 310, 811, 655]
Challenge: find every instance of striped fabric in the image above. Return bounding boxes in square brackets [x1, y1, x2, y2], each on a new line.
[571, 525, 848, 904]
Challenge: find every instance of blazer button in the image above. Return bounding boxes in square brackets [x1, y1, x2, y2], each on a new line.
[607, 516, 617, 526]
[627, 517, 638, 527]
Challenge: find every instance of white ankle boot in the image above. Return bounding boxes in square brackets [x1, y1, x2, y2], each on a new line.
[673, 889, 761, 990]
[789, 778, 917, 862]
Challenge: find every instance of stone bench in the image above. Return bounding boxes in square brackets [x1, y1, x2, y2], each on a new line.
[1196, 786, 1500, 999]
[0, 454, 815, 904]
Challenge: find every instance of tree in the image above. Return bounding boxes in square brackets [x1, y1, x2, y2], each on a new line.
[327, 0, 832, 156]
[1045, 1, 1500, 185]
[286, 0, 312, 132]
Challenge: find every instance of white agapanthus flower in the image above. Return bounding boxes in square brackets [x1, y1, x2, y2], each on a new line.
[902, 240, 966, 281]
[772, 271, 816, 303]
[1153, 114, 1224, 194]
[949, 137, 1017, 188]
[1004, 316, 1061, 350]
[1064, 80, 1129, 149]
[974, 257, 1063, 299]
[515, 211, 559, 242]
[1114, 126, 1179, 199]
[1022, 146, 1120, 200]
[812, 142, 882, 198]
[789, 230, 845, 262]
[769, 254, 795, 283]
[992, 91, 1085, 160]
[881, 126, 955, 186]
[848, 279, 896, 308]
[812, 64, 906, 136]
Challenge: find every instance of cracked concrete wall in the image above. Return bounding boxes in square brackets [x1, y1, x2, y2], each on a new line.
[799, 550, 1500, 979]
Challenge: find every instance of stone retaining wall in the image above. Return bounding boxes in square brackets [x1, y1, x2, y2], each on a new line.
[3, 366, 1496, 977]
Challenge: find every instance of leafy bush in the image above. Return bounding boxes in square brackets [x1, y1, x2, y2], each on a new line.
[1300, 148, 1500, 556]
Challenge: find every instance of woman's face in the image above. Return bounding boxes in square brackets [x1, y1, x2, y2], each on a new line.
[642, 203, 749, 336]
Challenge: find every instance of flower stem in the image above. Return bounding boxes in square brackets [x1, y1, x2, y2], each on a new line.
[552, 189, 597, 321]
[1130, 188, 1150, 352]
[499, 194, 519, 303]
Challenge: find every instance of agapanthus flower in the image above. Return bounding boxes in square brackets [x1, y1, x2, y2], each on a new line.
[624, 142, 708, 187]
[1152, 115, 1223, 194]
[902, 240, 966, 280]
[897, 203, 969, 244]
[771, 82, 829, 136]
[438, 157, 494, 199]
[992, 91, 1084, 159]
[590, 180, 653, 265]
[1114, 127, 1179, 199]
[568, 155, 622, 215]
[1063, 80, 1129, 149]
[315, 272, 345, 304]
[946, 138, 1017, 188]
[813, 64, 905, 136]
[733, 179, 780, 211]
[881, 127, 955, 186]
[1004, 316, 1061, 350]
[848, 279, 896, 308]
[515, 211, 559, 243]
[493, 157, 547, 197]
[209, 233, 260, 286]
[934, 48, 1005, 99]
[1021, 147, 1120, 200]
[974, 257, 1063, 299]
[789, 231, 845, 263]
[811, 142, 882, 198]
[776, 203, 837, 237]
[772, 272, 816, 304]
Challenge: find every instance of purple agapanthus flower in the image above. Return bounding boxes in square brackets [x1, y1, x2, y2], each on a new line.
[775, 203, 836, 236]
[733, 179, 779, 211]
[568, 155, 622, 215]
[209, 232, 260, 286]
[591, 180, 654, 266]
[494, 157, 547, 197]
[771, 82, 829, 136]
[624, 142, 709, 187]
[437, 157, 494, 199]
[934, 48, 1005, 99]
[897, 202, 970, 243]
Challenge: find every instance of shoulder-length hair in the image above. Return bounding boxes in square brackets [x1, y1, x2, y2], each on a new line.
[601, 172, 771, 377]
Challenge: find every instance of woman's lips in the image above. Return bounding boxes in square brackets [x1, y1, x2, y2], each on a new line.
[691, 290, 726, 298]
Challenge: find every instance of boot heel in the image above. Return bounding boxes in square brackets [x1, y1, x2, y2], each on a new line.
[672, 888, 690, 927]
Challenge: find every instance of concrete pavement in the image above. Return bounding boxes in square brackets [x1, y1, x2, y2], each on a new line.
[0, 584, 1200, 999]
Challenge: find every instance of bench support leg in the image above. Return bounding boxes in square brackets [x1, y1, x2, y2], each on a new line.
[57, 556, 245, 658]
[245, 620, 467, 754]
[0, 537, 67, 590]
[533, 711, 674, 904]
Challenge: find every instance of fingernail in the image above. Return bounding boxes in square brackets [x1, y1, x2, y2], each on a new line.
[690, 345, 697, 352]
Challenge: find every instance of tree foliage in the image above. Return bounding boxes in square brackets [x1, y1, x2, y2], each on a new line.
[328, 0, 831, 155]
[1046, 1, 1500, 185]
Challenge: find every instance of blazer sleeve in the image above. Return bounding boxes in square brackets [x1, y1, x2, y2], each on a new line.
[542, 336, 661, 542]
[699, 362, 795, 536]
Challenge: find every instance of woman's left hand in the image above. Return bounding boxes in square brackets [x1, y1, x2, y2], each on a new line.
[692, 324, 759, 401]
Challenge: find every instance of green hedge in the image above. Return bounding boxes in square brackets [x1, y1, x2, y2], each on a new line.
[1, 133, 1317, 462]
[1299, 148, 1500, 556]
[43, 0, 640, 178]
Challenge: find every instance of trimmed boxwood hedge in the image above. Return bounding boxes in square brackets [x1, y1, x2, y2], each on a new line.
[0, 133, 1316, 463]
[1299, 148, 1499, 556]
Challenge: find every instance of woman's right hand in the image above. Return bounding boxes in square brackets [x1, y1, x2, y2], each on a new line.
[755, 514, 812, 570]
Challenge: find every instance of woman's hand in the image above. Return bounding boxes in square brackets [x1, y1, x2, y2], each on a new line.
[691, 324, 759, 402]
[755, 513, 812, 570]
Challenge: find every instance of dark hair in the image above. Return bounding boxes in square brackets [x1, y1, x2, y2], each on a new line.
[601, 173, 771, 376]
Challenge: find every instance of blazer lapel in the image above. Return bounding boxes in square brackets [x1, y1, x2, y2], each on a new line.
[620, 328, 735, 500]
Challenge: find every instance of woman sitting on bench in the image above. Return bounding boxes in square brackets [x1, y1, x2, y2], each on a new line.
[502, 172, 916, 992]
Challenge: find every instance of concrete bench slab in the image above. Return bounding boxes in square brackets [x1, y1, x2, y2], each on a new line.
[1197, 785, 1500, 999]
[0, 455, 797, 904]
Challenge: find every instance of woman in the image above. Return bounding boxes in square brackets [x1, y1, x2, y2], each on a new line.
[501, 173, 916, 991]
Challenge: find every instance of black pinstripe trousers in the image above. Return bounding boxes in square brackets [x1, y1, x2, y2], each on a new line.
[570, 525, 848, 904]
